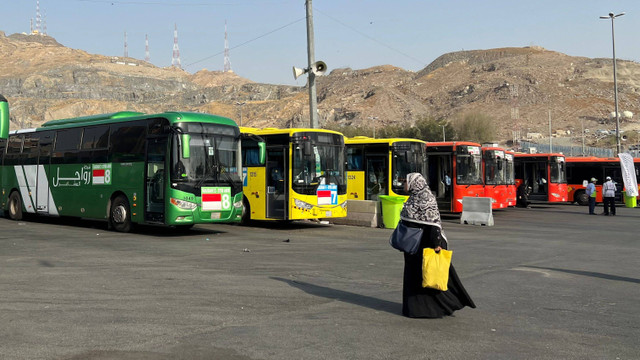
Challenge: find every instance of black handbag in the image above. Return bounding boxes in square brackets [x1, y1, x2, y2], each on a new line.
[389, 221, 423, 255]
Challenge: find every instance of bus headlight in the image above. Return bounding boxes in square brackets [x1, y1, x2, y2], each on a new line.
[340, 201, 347, 209]
[233, 200, 243, 208]
[294, 199, 314, 210]
[170, 198, 197, 210]
[551, 193, 560, 198]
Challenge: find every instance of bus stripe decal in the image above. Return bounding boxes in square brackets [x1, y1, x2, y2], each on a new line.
[14, 166, 36, 213]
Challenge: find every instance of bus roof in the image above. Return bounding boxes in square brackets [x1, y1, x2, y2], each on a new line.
[514, 153, 565, 158]
[426, 141, 481, 148]
[345, 136, 426, 145]
[565, 156, 640, 163]
[39, 111, 237, 130]
[240, 127, 344, 137]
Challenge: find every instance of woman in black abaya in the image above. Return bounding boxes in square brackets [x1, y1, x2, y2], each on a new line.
[400, 173, 475, 318]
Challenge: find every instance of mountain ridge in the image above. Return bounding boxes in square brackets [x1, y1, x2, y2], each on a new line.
[2, 31, 640, 146]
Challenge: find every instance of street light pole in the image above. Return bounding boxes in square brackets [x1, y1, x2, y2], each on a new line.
[601, 12, 625, 155]
[441, 125, 446, 141]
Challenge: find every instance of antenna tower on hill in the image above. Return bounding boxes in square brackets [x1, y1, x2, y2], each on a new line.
[223, 20, 232, 72]
[145, 34, 150, 62]
[124, 31, 128, 58]
[35, 0, 42, 34]
[42, 11, 47, 35]
[172, 23, 181, 69]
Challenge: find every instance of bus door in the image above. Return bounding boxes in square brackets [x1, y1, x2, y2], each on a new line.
[427, 153, 452, 211]
[522, 160, 547, 201]
[365, 154, 387, 200]
[145, 136, 167, 223]
[266, 147, 287, 219]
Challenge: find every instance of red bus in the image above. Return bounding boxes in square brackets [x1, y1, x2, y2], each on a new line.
[565, 156, 640, 205]
[514, 153, 568, 203]
[426, 141, 484, 213]
[482, 146, 509, 209]
[505, 151, 517, 206]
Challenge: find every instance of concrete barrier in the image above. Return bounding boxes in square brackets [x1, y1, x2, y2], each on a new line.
[460, 196, 494, 226]
[329, 200, 381, 227]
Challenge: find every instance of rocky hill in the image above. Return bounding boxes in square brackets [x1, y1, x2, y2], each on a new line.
[2, 31, 640, 146]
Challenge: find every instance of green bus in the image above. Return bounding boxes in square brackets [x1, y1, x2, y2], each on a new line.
[0, 95, 253, 231]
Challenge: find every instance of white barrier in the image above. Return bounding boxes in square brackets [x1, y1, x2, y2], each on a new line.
[460, 196, 494, 226]
[329, 200, 381, 227]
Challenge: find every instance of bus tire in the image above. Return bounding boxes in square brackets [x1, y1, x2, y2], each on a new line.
[110, 195, 132, 232]
[8, 191, 23, 221]
[575, 190, 589, 206]
[241, 197, 251, 225]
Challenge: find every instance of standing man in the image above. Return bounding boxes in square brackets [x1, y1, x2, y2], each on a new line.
[602, 176, 617, 216]
[585, 177, 597, 215]
[444, 171, 452, 198]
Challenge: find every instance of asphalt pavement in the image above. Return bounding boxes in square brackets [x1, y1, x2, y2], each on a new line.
[1, 202, 638, 360]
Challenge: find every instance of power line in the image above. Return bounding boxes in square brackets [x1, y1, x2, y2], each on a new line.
[75, 0, 293, 6]
[185, 17, 305, 67]
[313, 7, 426, 67]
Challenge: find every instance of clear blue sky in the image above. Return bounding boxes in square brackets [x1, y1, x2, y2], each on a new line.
[3, 1, 640, 86]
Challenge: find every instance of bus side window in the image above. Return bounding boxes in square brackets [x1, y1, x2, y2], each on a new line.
[52, 128, 82, 164]
[4, 135, 23, 166]
[109, 122, 146, 162]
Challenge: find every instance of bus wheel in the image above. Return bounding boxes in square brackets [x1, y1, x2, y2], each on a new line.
[241, 198, 251, 225]
[110, 195, 132, 232]
[8, 192, 23, 221]
[575, 191, 589, 206]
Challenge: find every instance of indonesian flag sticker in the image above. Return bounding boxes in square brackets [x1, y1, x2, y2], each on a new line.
[317, 190, 331, 205]
[202, 193, 222, 211]
[93, 169, 105, 184]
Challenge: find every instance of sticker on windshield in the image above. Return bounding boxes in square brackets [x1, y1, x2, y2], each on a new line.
[208, 147, 214, 156]
[202, 187, 231, 211]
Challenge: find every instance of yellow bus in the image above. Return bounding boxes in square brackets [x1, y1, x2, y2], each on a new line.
[345, 137, 428, 200]
[240, 127, 348, 222]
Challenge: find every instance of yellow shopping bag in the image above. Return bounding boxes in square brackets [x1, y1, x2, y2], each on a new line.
[422, 248, 452, 291]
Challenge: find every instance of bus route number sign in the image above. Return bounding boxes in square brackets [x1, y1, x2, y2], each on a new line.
[201, 187, 232, 211]
[317, 184, 338, 206]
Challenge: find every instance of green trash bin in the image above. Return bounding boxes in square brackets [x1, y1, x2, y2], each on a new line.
[623, 191, 637, 208]
[379, 195, 407, 229]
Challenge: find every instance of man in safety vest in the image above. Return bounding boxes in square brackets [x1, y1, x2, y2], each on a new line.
[585, 177, 597, 215]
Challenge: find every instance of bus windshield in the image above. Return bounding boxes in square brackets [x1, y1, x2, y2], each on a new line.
[484, 150, 505, 185]
[292, 133, 345, 195]
[171, 124, 241, 192]
[392, 142, 427, 195]
[456, 146, 482, 185]
[550, 156, 567, 183]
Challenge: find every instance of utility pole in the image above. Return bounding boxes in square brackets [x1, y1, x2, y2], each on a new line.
[306, 0, 318, 129]
[581, 118, 585, 156]
[548, 110, 552, 153]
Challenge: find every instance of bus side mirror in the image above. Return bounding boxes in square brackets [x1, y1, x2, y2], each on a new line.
[181, 134, 191, 159]
[258, 141, 266, 165]
[498, 161, 503, 170]
[304, 141, 313, 156]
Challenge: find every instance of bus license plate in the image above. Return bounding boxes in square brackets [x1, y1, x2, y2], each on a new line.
[211, 212, 221, 220]
[325, 211, 332, 217]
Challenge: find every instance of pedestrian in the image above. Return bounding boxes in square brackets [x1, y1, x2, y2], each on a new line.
[398, 172, 476, 318]
[585, 177, 597, 215]
[516, 183, 531, 208]
[602, 176, 616, 216]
